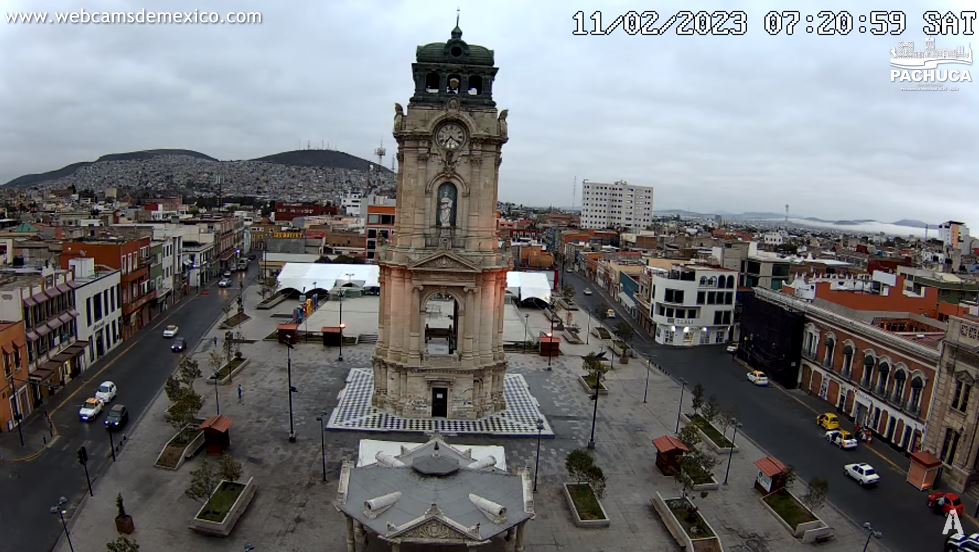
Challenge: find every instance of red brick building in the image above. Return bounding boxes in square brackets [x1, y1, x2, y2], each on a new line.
[0, 321, 30, 433]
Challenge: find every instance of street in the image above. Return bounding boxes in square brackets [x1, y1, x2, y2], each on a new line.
[562, 268, 963, 552]
[0, 270, 248, 552]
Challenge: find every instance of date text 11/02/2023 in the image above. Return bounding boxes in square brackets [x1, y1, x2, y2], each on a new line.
[571, 10, 976, 37]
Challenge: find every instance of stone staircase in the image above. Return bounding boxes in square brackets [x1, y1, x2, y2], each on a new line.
[358, 333, 378, 344]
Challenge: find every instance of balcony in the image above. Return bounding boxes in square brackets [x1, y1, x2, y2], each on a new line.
[122, 289, 157, 316]
[905, 402, 922, 417]
[802, 349, 818, 362]
[121, 265, 149, 284]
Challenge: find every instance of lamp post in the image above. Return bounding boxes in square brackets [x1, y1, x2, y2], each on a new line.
[286, 341, 296, 443]
[547, 311, 555, 371]
[107, 427, 116, 462]
[723, 419, 743, 485]
[212, 368, 221, 416]
[338, 290, 345, 361]
[587, 350, 608, 450]
[533, 418, 544, 492]
[585, 311, 590, 345]
[643, 357, 651, 403]
[49, 496, 74, 552]
[523, 313, 529, 353]
[861, 521, 882, 552]
[675, 378, 688, 433]
[315, 411, 327, 482]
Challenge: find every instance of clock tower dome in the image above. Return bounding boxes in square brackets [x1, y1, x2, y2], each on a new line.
[372, 24, 511, 419]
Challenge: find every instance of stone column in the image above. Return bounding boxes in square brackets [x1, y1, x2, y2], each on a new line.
[408, 284, 422, 361]
[463, 286, 476, 359]
[354, 521, 365, 548]
[504, 527, 516, 552]
[515, 522, 526, 552]
[344, 516, 355, 552]
[391, 542, 401, 552]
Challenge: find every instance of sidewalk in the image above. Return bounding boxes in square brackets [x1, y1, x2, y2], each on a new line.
[54, 281, 886, 551]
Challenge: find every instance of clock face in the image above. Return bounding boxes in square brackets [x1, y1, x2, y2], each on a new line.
[436, 123, 466, 151]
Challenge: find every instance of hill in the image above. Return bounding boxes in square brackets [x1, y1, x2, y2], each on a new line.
[3, 149, 216, 188]
[252, 149, 391, 173]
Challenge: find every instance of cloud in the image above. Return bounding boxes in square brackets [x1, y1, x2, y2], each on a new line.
[1, 0, 976, 227]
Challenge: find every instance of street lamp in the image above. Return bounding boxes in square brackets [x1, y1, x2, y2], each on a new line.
[585, 310, 591, 345]
[49, 496, 74, 552]
[286, 341, 297, 443]
[587, 350, 608, 450]
[642, 357, 651, 403]
[533, 418, 544, 492]
[315, 411, 328, 482]
[723, 419, 743, 485]
[212, 368, 221, 416]
[338, 290, 345, 361]
[523, 313, 529, 353]
[862, 521, 882, 552]
[675, 378, 688, 433]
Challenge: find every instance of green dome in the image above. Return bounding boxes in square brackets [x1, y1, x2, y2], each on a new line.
[415, 27, 495, 66]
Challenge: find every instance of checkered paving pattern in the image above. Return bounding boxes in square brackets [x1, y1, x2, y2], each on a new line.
[327, 368, 554, 437]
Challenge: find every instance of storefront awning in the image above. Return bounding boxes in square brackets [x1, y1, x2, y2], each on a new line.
[44, 288, 60, 299]
[29, 365, 56, 382]
[26, 330, 38, 341]
[23, 296, 38, 307]
[58, 312, 74, 324]
[56, 283, 72, 294]
[45, 318, 64, 332]
[35, 324, 51, 337]
[618, 292, 636, 310]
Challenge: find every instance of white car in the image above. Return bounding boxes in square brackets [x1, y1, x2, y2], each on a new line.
[726, 344, 738, 353]
[825, 430, 858, 450]
[844, 462, 880, 486]
[95, 381, 117, 403]
[746, 370, 769, 386]
[218, 278, 232, 288]
[583, 289, 593, 296]
[162, 324, 179, 338]
[78, 398, 104, 422]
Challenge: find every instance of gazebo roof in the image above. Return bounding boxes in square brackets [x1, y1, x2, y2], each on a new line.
[754, 456, 787, 477]
[336, 434, 533, 544]
[652, 435, 689, 453]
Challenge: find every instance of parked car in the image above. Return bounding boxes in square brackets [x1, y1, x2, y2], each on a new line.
[606, 309, 616, 319]
[844, 462, 880, 486]
[816, 413, 840, 430]
[162, 324, 179, 338]
[104, 404, 129, 430]
[95, 381, 117, 403]
[825, 429, 858, 449]
[725, 344, 738, 353]
[218, 278, 232, 288]
[746, 370, 769, 386]
[171, 337, 186, 352]
[78, 398, 104, 422]
[947, 533, 979, 551]
[248, 254, 257, 260]
[583, 289, 593, 296]
[223, 270, 232, 278]
[929, 491, 965, 516]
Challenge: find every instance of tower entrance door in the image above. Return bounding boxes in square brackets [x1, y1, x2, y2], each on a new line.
[432, 387, 448, 417]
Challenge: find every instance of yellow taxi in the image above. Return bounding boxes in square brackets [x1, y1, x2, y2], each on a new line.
[816, 413, 840, 430]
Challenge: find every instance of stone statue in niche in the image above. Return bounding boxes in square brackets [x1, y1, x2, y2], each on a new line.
[497, 109, 508, 138]
[394, 103, 405, 132]
[437, 183, 457, 227]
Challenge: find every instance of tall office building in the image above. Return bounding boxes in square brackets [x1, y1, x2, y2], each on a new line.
[580, 179, 654, 230]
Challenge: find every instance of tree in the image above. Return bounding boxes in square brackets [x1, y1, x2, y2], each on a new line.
[565, 449, 593, 483]
[715, 410, 734, 437]
[802, 478, 829, 512]
[164, 357, 203, 430]
[186, 458, 219, 503]
[218, 453, 242, 482]
[675, 450, 717, 501]
[678, 424, 702, 449]
[223, 331, 235, 362]
[260, 276, 277, 300]
[592, 303, 608, 320]
[561, 284, 576, 303]
[584, 464, 607, 498]
[613, 321, 634, 344]
[221, 299, 232, 324]
[782, 464, 797, 491]
[106, 537, 140, 552]
[690, 383, 705, 415]
[581, 351, 610, 387]
[701, 395, 720, 423]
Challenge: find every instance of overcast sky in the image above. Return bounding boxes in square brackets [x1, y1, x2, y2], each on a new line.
[2, 0, 977, 226]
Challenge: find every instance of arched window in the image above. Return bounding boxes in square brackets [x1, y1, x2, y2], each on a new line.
[437, 183, 458, 227]
[876, 362, 889, 396]
[893, 370, 907, 402]
[727, 275, 735, 288]
[842, 344, 854, 376]
[467, 75, 482, 95]
[425, 72, 440, 93]
[446, 73, 462, 94]
[862, 355, 875, 387]
[824, 338, 835, 367]
[909, 377, 925, 413]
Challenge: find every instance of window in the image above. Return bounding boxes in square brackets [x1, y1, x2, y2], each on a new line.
[93, 293, 103, 321]
[952, 379, 971, 413]
[86, 297, 92, 326]
[664, 289, 684, 303]
[368, 214, 380, 224]
[707, 292, 716, 304]
[714, 311, 722, 324]
[940, 428, 961, 463]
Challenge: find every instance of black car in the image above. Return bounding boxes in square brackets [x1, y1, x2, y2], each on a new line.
[104, 404, 129, 430]
[171, 337, 186, 352]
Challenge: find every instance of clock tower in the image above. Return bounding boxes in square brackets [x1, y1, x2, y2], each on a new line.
[372, 24, 511, 419]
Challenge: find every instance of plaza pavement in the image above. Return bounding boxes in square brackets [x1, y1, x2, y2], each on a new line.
[53, 288, 887, 552]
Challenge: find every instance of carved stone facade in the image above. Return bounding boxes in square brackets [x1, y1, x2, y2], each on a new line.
[372, 26, 511, 420]
[923, 315, 979, 492]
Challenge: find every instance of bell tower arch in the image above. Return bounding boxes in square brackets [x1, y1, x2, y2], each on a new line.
[373, 24, 511, 420]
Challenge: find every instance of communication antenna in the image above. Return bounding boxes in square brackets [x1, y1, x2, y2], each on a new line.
[374, 142, 386, 167]
[785, 204, 789, 223]
[572, 176, 577, 210]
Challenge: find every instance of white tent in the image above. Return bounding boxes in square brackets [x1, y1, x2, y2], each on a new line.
[506, 271, 552, 305]
[276, 263, 380, 293]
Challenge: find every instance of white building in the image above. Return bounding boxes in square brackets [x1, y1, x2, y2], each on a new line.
[650, 264, 737, 346]
[938, 220, 970, 253]
[69, 258, 122, 370]
[580, 179, 654, 231]
[761, 231, 786, 246]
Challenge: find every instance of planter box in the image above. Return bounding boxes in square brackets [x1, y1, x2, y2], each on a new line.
[154, 425, 205, 471]
[190, 477, 257, 537]
[760, 489, 834, 543]
[681, 414, 739, 455]
[652, 492, 724, 552]
[691, 476, 720, 492]
[209, 358, 250, 385]
[578, 376, 609, 395]
[563, 483, 610, 528]
[256, 293, 288, 310]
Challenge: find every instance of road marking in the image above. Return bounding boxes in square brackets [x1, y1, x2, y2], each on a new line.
[49, 292, 202, 416]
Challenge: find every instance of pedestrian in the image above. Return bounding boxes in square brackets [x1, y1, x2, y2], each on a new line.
[213, 336, 218, 347]
[237, 384, 243, 404]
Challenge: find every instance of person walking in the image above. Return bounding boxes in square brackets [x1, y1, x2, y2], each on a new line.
[237, 384, 243, 404]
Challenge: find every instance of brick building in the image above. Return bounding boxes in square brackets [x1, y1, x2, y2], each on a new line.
[1, 321, 30, 432]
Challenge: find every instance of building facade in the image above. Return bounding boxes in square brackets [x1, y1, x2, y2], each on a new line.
[372, 24, 511, 419]
[366, 205, 396, 262]
[650, 265, 737, 346]
[69, 258, 122, 370]
[580, 179, 654, 231]
[923, 315, 979, 492]
[1, 321, 30, 432]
